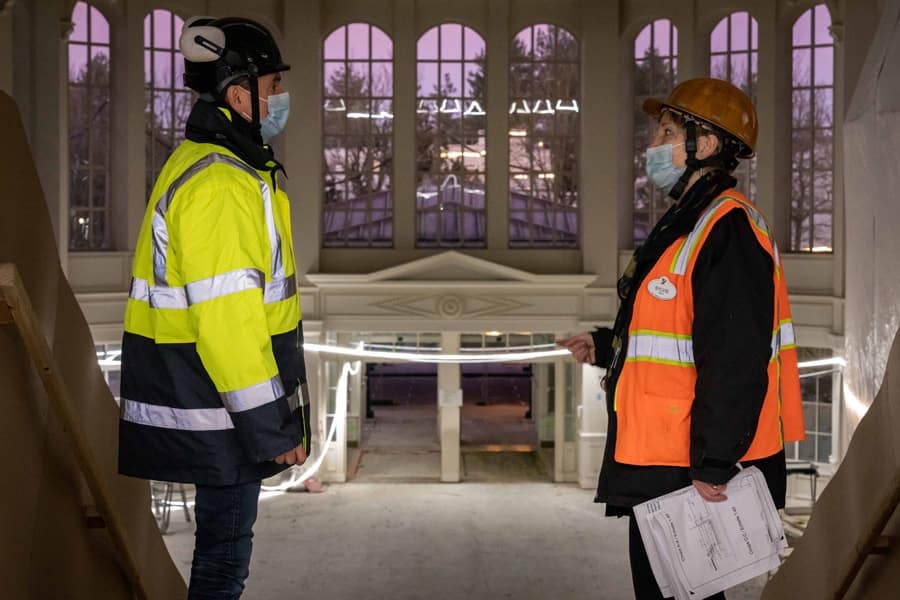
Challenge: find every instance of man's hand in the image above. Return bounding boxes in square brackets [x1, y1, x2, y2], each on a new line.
[556, 332, 596, 365]
[274, 443, 308, 466]
[692, 480, 728, 502]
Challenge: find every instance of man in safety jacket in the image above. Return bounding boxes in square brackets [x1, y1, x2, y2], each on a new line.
[558, 78, 804, 600]
[118, 17, 308, 598]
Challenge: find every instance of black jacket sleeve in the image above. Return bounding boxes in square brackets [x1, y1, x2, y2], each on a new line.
[590, 327, 616, 368]
[689, 209, 774, 484]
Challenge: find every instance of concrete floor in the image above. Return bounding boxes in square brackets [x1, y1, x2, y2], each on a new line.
[161, 482, 768, 599]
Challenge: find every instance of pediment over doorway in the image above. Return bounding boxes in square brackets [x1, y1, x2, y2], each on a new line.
[308, 251, 555, 284]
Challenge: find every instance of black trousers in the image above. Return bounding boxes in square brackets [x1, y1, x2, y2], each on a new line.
[628, 514, 726, 600]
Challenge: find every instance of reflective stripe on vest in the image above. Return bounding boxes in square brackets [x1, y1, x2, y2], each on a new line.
[671, 195, 776, 276]
[626, 330, 694, 367]
[147, 152, 286, 302]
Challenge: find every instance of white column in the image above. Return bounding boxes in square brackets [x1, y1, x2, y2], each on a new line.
[577, 362, 607, 489]
[485, 0, 509, 250]
[580, 0, 624, 277]
[282, 0, 322, 275]
[553, 356, 565, 482]
[438, 331, 462, 482]
[113, 4, 144, 252]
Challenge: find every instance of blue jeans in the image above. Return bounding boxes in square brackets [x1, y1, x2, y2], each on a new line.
[188, 480, 262, 599]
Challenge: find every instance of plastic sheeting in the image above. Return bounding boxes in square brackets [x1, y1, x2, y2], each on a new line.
[842, 0, 900, 438]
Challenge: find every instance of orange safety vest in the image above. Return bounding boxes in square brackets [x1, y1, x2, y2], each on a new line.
[613, 190, 805, 467]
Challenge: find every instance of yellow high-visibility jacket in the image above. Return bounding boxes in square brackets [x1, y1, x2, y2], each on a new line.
[119, 135, 307, 485]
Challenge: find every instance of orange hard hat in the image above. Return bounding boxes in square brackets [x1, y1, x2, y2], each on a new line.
[643, 77, 758, 159]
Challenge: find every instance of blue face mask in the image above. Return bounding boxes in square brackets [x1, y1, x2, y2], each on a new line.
[645, 143, 686, 196]
[260, 91, 290, 143]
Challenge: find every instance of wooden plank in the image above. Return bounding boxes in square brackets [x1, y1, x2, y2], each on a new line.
[0, 262, 150, 600]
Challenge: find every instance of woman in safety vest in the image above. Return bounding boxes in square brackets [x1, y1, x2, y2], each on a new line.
[118, 17, 309, 598]
[558, 78, 804, 600]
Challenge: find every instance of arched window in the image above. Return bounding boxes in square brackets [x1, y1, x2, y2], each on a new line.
[68, 1, 111, 250]
[633, 19, 678, 247]
[791, 4, 834, 252]
[710, 11, 758, 202]
[323, 23, 394, 247]
[509, 24, 580, 248]
[144, 9, 190, 201]
[416, 24, 486, 248]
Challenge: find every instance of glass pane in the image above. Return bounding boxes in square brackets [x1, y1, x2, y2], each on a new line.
[635, 24, 651, 60]
[441, 24, 462, 60]
[464, 26, 485, 60]
[90, 7, 110, 44]
[731, 54, 749, 89]
[710, 54, 727, 79]
[70, 2, 88, 43]
[345, 62, 368, 96]
[816, 435, 831, 463]
[514, 28, 532, 60]
[815, 4, 833, 45]
[815, 88, 834, 126]
[653, 20, 671, 56]
[793, 9, 812, 46]
[69, 43, 88, 82]
[418, 27, 438, 60]
[153, 50, 172, 87]
[347, 23, 370, 59]
[371, 27, 392, 59]
[798, 436, 815, 461]
[324, 61, 346, 97]
[731, 13, 749, 51]
[792, 49, 811, 86]
[418, 62, 439, 97]
[372, 62, 393, 96]
[814, 47, 834, 85]
[710, 19, 728, 53]
[324, 26, 346, 60]
[556, 28, 579, 61]
[440, 62, 462, 96]
[152, 10, 172, 49]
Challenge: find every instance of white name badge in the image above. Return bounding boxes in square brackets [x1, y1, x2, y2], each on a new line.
[647, 276, 677, 301]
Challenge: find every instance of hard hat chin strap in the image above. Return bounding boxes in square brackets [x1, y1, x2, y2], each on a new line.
[247, 61, 261, 130]
[667, 120, 740, 200]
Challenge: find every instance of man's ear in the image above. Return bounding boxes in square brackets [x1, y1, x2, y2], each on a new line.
[223, 85, 242, 113]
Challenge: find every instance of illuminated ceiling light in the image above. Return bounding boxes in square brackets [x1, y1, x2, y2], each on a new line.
[533, 99, 555, 114]
[323, 98, 347, 112]
[513, 174, 529, 180]
[373, 111, 394, 120]
[464, 100, 486, 116]
[508, 129, 528, 137]
[555, 99, 579, 112]
[509, 100, 531, 114]
[538, 173, 556, 179]
[798, 357, 846, 369]
[417, 99, 437, 113]
[440, 98, 462, 113]
[485, 331, 502, 337]
[346, 112, 370, 119]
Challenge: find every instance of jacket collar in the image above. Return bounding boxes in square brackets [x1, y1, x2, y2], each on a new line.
[184, 100, 285, 178]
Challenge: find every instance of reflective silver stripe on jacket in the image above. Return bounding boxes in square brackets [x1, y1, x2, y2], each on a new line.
[149, 152, 285, 295]
[186, 268, 264, 305]
[121, 398, 235, 431]
[671, 196, 773, 276]
[626, 332, 695, 366]
[129, 273, 297, 308]
[264, 275, 297, 304]
[221, 375, 285, 413]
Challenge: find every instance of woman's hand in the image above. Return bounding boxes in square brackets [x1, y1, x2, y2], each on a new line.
[692, 480, 728, 502]
[557, 332, 596, 365]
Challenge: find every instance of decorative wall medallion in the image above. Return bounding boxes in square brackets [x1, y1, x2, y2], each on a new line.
[437, 295, 463, 319]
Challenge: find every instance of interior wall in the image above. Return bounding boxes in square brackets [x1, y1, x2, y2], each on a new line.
[842, 0, 900, 442]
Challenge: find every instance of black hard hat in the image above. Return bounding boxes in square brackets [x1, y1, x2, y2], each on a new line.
[181, 16, 290, 96]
